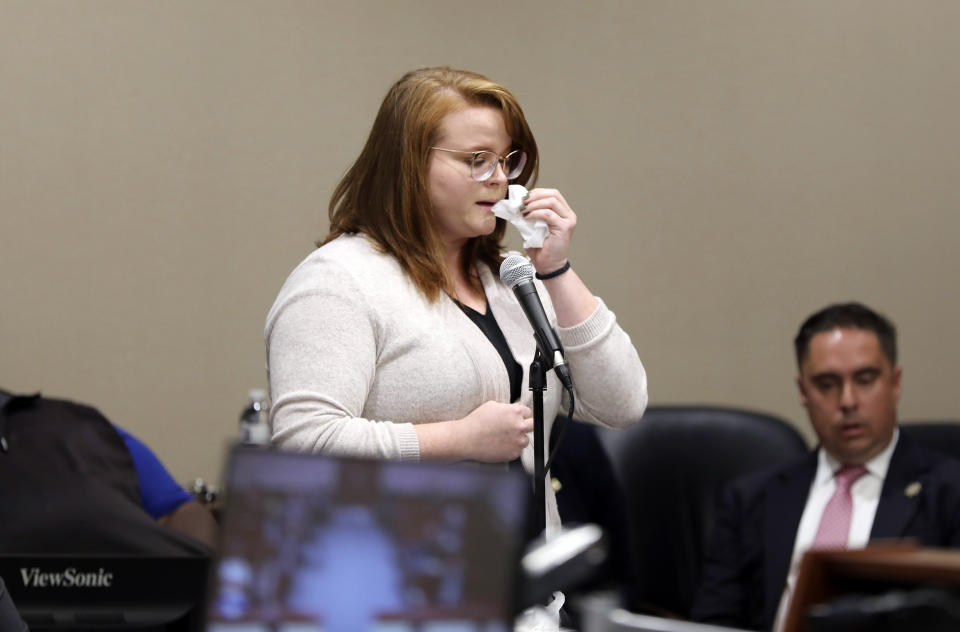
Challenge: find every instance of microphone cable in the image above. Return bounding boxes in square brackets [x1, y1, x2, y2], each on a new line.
[543, 385, 575, 477]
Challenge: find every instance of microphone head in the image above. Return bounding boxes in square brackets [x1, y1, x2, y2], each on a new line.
[499, 254, 535, 289]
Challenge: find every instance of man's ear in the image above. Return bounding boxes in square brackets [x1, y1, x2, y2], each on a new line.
[892, 364, 903, 402]
[796, 374, 809, 408]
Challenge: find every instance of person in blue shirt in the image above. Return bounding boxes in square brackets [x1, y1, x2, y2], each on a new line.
[113, 424, 217, 546]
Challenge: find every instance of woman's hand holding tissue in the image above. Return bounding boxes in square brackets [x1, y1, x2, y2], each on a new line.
[520, 188, 577, 278]
[493, 184, 596, 326]
[504, 186, 597, 328]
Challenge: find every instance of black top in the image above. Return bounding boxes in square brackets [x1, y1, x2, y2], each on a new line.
[459, 302, 543, 544]
[459, 302, 523, 403]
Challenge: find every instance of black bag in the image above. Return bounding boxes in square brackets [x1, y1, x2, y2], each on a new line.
[0, 390, 206, 557]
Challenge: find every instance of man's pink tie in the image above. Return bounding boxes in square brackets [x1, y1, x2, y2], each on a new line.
[812, 465, 868, 549]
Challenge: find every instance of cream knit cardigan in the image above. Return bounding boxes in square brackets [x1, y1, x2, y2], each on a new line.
[265, 234, 647, 533]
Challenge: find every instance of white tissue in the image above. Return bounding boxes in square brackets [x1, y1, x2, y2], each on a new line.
[492, 184, 549, 248]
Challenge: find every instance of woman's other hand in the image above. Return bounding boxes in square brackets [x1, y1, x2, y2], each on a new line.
[456, 401, 533, 462]
[415, 401, 533, 463]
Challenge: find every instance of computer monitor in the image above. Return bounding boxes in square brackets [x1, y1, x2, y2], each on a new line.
[205, 446, 530, 632]
[0, 554, 209, 631]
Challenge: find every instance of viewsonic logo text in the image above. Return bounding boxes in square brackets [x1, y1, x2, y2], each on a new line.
[19, 567, 114, 588]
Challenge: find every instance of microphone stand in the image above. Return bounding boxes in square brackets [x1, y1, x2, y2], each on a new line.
[529, 348, 548, 537]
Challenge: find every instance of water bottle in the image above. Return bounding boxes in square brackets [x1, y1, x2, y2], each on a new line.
[239, 388, 271, 446]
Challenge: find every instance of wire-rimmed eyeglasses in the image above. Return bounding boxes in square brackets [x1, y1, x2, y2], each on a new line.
[431, 147, 527, 182]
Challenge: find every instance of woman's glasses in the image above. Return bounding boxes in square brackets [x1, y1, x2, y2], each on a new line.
[431, 147, 527, 182]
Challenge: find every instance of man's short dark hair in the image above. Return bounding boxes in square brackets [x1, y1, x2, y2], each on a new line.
[794, 302, 897, 368]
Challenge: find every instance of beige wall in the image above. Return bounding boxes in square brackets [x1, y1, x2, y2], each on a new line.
[2, 1, 958, 484]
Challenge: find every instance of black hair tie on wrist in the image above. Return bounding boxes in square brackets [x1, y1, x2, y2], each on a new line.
[535, 261, 571, 280]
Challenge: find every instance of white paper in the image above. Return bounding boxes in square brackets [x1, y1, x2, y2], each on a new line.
[491, 184, 549, 248]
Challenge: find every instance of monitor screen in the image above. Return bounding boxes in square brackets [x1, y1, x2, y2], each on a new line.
[206, 447, 530, 632]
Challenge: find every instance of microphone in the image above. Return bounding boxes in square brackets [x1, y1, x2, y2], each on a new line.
[499, 255, 573, 390]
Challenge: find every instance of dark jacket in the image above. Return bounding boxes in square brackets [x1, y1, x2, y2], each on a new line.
[691, 434, 960, 631]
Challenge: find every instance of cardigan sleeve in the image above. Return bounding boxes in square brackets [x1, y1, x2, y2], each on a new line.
[555, 298, 647, 429]
[265, 260, 420, 460]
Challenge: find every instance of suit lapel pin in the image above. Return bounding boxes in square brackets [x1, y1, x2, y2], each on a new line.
[905, 481, 922, 498]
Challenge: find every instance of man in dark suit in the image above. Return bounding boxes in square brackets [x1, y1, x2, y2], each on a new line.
[691, 302, 960, 631]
